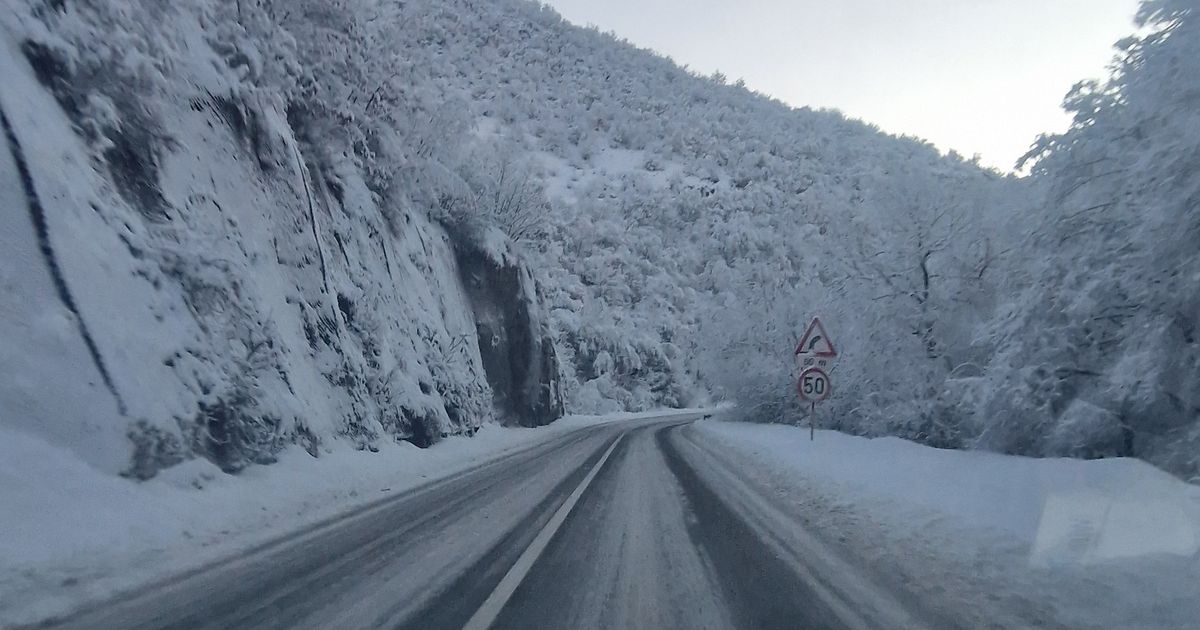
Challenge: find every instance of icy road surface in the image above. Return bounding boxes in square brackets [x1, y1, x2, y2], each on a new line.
[27, 415, 920, 630]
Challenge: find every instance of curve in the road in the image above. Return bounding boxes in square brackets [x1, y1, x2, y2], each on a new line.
[485, 422, 854, 630]
[30, 414, 908, 630]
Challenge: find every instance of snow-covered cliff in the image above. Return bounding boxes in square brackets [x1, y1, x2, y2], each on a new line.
[0, 8, 563, 478]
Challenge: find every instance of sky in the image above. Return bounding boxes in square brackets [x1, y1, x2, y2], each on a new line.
[541, 0, 1141, 172]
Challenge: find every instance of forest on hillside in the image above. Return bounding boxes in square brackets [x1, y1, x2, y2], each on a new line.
[7, 0, 1197, 480]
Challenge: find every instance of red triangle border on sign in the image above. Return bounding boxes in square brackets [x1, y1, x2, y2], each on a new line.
[795, 317, 838, 358]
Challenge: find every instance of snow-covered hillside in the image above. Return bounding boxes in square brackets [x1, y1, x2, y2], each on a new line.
[277, 0, 1022, 414]
[1, 0, 1196, 625]
[2, 0, 1194, 483]
[1, 0, 1015, 479]
[0, 2, 565, 478]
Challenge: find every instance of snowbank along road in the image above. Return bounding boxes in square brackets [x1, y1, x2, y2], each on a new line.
[26, 413, 927, 630]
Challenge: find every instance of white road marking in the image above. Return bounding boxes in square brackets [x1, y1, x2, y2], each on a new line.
[462, 432, 626, 630]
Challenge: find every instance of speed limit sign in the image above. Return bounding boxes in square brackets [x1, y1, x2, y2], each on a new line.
[797, 367, 831, 402]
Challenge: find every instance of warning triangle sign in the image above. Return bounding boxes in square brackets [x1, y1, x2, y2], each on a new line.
[795, 317, 838, 358]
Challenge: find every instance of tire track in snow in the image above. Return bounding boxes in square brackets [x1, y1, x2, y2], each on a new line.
[657, 424, 855, 630]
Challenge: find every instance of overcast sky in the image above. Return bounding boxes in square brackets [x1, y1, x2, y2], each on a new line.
[542, 0, 1140, 172]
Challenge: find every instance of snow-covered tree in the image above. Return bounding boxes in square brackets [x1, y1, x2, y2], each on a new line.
[976, 0, 1199, 477]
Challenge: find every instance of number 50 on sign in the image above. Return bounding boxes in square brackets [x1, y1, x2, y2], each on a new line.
[797, 366, 831, 402]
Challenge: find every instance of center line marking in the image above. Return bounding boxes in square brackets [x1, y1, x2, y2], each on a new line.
[462, 431, 626, 630]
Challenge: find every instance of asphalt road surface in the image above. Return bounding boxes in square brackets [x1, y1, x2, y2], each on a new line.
[33, 414, 918, 630]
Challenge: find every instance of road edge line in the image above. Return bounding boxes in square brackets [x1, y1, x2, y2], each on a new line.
[23, 425, 607, 630]
[461, 432, 626, 630]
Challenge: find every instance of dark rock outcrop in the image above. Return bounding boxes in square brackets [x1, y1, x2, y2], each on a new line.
[452, 236, 565, 427]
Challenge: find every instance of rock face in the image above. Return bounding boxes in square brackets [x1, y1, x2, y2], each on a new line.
[0, 23, 562, 478]
[453, 236, 565, 428]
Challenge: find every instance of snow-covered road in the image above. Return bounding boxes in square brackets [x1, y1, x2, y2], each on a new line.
[15, 415, 1197, 630]
[27, 415, 926, 630]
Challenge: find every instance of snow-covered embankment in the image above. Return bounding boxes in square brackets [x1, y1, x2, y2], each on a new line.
[695, 421, 1200, 630]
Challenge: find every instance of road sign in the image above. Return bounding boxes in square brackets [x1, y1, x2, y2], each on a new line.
[795, 318, 836, 440]
[795, 317, 837, 359]
[797, 366, 831, 403]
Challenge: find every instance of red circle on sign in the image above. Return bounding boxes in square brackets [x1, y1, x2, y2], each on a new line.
[797, 367, 832, 402]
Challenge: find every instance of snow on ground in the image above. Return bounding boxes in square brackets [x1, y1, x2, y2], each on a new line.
[0, 410, 696, 628]
[695, 420, 1200, 630]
